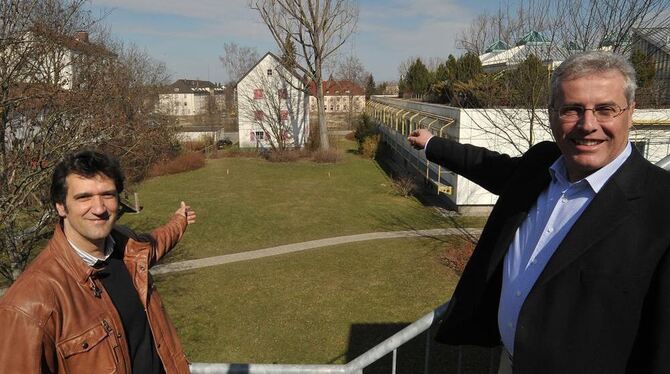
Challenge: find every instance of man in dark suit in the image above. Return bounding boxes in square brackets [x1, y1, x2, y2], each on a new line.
[408, 51, 670, 373]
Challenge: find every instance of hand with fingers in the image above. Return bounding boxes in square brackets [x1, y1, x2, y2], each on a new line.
[175, 201, 197, 225]
[407, 128, 433, 150]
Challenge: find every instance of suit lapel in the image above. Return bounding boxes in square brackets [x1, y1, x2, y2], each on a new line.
[486, 167, 553, 280]
[535, 150, 646, 286]
[535, 183, 631, 286]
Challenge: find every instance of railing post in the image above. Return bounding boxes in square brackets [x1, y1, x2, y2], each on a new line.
[392, 348, 397, 374]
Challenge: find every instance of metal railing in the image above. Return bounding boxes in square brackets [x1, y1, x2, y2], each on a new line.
[190, 302, 452, 374]
[366, 98, 458, 199]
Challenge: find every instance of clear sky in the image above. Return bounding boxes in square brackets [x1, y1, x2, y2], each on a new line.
[88, 0, 509, 84]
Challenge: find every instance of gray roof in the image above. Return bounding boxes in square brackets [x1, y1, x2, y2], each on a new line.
[634, 28, 670, 55]
[168, 79, 224, 94]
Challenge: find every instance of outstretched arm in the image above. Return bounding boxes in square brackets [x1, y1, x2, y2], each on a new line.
[149, 201, 197, 265]
[408, 129, 519, 195]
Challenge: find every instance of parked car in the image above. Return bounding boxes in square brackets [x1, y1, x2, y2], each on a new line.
[216, 138, 233, 149]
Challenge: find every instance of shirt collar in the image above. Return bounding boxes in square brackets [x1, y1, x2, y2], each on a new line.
[549, 142, 632, 193]
[67, 235, 115, 267]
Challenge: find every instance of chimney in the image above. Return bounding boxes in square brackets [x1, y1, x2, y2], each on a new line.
[74, 31, 89, 43]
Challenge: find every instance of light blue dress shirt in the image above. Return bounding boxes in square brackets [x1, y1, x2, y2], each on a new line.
[498, 143, 632, 355]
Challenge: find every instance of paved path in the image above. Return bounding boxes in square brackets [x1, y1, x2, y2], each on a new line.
[151, 228, 481, 275]
[0, 228, 481, 295]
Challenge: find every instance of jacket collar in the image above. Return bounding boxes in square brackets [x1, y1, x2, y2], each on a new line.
[49, 223, 97, 285]
[535, 147, 648, 286]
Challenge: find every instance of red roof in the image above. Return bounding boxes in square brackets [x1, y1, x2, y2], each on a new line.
[308, 79, 364, 96]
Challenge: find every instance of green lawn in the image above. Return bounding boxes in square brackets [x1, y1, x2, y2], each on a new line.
[120, 147, 479, 262]
[156, 237, 460, 364]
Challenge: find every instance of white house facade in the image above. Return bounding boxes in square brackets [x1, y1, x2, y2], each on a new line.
[237, 52, 309, 149]
[158, 79, 225, 116]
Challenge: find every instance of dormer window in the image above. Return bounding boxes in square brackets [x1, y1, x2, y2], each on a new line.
[267, 69, 273, 76]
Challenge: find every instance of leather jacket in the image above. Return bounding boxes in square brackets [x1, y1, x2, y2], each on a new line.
[0, 214, 191, 373]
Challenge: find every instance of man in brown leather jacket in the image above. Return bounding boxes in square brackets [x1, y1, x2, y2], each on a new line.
[0, 150, 196, 373]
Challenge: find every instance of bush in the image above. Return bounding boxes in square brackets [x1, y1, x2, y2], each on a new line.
[265, 150, 302, 162]
[354, 114, 378, 147]
[440, 238, 476, 275]
[312, 148, 343, 163]
[148, 152, 206, 177]
[361, 135, 380, 159]
[391, 175, 416, 197]
[182, 134, 215, 152]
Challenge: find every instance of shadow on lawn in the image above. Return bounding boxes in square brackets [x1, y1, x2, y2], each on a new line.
[345, 322, 499, 374]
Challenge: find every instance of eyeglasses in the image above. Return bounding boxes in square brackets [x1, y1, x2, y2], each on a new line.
[553, 104, 629, 122]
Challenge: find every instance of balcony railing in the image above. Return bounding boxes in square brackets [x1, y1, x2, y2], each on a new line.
[190, 301, 459, 374]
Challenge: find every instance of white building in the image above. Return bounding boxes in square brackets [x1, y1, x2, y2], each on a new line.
[158, 79, 225, 116]
[237, 52, 309, 149]
[308, 79, 366, 113]
[479, 31, 565, 73]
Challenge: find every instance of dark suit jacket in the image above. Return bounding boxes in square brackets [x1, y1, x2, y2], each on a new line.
[426, 138, 670, 373]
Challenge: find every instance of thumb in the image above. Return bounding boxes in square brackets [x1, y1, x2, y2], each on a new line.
[181, 201, 186, 210]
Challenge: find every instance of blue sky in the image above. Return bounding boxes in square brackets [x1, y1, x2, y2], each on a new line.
[89, 0, 508, 84]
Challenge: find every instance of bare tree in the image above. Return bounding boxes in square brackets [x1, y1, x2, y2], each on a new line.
[335, 54, 367, 128]
[335, 54, 367, 87]
[250, 0, 359, 150]
[0, 0, 177, 282]
[453, 0, 670, 154]
[219, 42, 260, 84]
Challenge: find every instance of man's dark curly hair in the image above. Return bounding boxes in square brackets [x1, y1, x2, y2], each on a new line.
[50, 150, 125, 207]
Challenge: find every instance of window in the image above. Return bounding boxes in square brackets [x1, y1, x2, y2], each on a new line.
[254, 110, 264, 120]
[254, 89, 264, 99]
[255, 131, 265, 140]
[267, 69, 273, 76]
[330, 105, 334, 111]
[278, 89, 288, 99]
[336, 105, 340, 111]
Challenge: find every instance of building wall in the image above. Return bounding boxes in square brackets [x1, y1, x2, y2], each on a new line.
[237, 54, 309, 148]
[158, 92, 226, 116]
[309, 95, 365, 113]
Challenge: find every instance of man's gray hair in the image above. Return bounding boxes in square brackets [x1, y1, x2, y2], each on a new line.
[550, 50, 637, 107]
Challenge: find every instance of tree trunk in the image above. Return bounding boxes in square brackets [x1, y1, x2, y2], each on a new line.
[315, 61, 329, 150]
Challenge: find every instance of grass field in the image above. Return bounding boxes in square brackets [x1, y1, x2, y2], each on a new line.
[157, 237, 460, 364]
[112, 142, 486, 368]
[120, 147, 482, 263]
